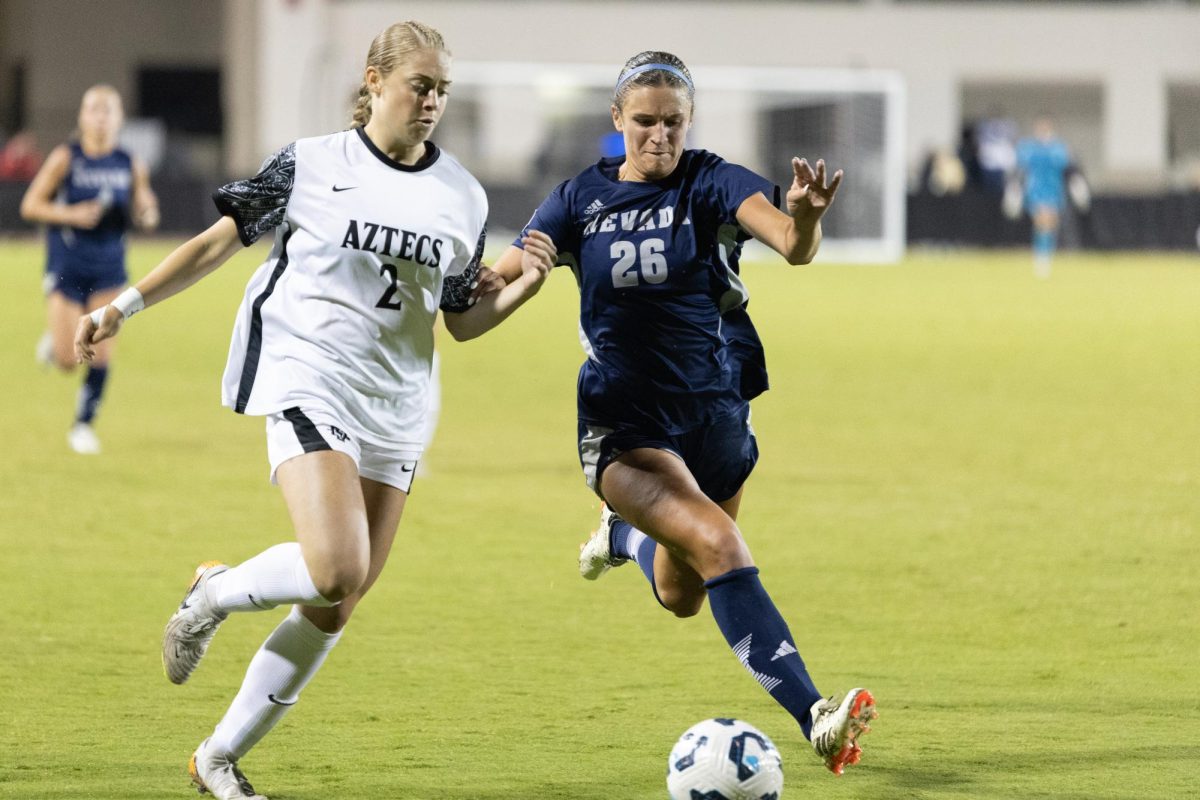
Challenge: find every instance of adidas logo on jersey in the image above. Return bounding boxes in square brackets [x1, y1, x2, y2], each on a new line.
[341, 219, 444, 268]
[582, 198, 605, 219]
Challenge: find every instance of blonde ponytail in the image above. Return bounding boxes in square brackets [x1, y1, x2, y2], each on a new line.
[351, 82, 372, 128]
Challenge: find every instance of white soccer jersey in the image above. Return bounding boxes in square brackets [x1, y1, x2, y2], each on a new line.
[214, 127, 486, 450]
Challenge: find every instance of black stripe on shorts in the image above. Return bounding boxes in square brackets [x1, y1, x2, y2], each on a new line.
[282, 408, 332, 453]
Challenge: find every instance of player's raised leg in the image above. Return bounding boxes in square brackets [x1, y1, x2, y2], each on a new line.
[161, 451, 359, 686]
[601, 448, 874, 772]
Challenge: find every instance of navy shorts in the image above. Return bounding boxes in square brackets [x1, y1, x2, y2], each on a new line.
[49, 259, 126, 305]
[578, 403, 758, 503]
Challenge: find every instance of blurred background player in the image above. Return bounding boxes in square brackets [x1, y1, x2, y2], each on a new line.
[75, 21, 553, 800]
[1013, 117, 1073, 278]
[492, 51, 876, 776]
[20, 84, 159, 453]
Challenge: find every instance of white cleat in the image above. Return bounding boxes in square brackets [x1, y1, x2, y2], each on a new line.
[578, 504, 628, 580]
[67, 422, 101, 455]
[810, 688, 877, 775]
[163, 561, 229, 685]
[189, 738, 268, 800]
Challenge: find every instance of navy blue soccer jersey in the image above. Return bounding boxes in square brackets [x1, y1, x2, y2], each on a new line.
[519, 149, 778, 434]
[47, 142, 134, 270]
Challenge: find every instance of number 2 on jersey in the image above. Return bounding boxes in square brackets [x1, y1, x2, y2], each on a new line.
[376, 264, 404, 310]
[610, 238, 668, 287]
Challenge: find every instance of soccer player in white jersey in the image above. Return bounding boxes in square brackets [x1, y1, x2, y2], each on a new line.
[75, 21, 555, 800]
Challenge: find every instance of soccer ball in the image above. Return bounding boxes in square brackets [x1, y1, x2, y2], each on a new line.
[666, 718, 784, 800]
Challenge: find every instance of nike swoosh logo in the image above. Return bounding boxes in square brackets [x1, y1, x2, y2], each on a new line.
[268, 693, 298, 706]
[401, 464, 415, 473]
[332, 185, 357, 192]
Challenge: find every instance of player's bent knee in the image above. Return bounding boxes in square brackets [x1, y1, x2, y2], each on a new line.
[688, 524, 751, 578]
[310, 560, 369, 604]
[665, 595, 705, 619]
[654, 582, 707, 618]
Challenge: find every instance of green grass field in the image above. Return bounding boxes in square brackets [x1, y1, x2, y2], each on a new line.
[0, 239, 1196, 799]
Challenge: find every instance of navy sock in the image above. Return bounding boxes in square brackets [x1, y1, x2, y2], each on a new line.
[705, 566, 822, 738]
[76, 365, 109, 424]
[610, 518, 665, 608]
[609, 518, 636, 559]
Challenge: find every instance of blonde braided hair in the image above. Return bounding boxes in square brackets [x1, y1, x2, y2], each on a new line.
[351, 21, 447, 127]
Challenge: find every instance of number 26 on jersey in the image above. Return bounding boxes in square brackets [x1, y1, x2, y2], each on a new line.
[611, 237, 667, 287]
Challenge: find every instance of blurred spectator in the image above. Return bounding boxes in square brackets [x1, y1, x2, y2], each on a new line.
[957, 122, 983, 191]
[0, 130, 44, 180]
[918, 147, 966, 196]
[975, 115, 1018, 195]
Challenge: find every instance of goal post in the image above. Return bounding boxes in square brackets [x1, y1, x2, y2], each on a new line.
[438, 62, 907, 264]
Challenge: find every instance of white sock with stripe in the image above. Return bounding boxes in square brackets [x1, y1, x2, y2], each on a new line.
[206, 542, 334, 613]
[208, 606, 342, 759]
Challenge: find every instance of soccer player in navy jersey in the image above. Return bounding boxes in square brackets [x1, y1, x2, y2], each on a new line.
[20, 85, 159, 454]
[490, 51, 876, 775]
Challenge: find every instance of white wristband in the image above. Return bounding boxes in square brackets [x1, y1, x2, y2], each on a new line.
[88, 287, 144, 328]
[111, 287, 145, 319]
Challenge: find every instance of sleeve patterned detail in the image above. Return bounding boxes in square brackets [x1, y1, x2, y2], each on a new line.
[440, 224, 486, 313]
[212, 142, 296, 246]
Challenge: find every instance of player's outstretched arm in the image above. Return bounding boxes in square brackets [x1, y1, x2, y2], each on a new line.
[442, 230, 556, 342]
[74, 215, 244, 362]
[737, 157, 843, 265]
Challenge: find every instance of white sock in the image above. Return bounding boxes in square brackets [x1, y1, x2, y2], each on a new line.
[208, 606, 342, 759]
[207, 542, 334, 613]
[625, 527, 650, 565]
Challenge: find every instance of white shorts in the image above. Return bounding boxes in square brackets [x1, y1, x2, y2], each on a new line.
[265, 406, 420, 492]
